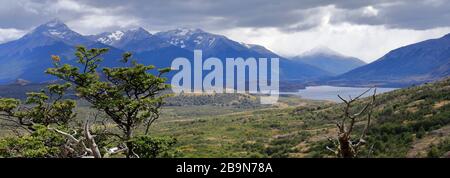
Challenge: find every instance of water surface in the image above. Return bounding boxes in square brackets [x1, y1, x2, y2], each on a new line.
[281, 85, 398, 102]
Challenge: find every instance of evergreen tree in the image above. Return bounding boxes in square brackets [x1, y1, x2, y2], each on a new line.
[46, 46, 171, 157]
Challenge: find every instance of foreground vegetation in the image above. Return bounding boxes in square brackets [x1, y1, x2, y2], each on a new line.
[2, 77, 450, 158]
[0, 46, 173, 158]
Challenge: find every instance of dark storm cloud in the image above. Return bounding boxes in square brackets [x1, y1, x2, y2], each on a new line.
[0, 0, 48, 29]
[73, 0, 382, 30]
[0, 0, 449, 33]
[332, 0, 450, 30]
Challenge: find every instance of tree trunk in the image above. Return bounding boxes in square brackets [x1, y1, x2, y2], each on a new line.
[125, 127, 134, 158]
[84, 122, 102, 158]
[338, 135, 354, 158]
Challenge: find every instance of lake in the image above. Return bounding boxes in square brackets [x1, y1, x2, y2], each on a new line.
[281, 85, 399, 102]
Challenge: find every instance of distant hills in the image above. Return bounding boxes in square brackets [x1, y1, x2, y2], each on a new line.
[291, 46, 366, 75]
[325, 34, 450, 87]
[0, 20, 330, 84]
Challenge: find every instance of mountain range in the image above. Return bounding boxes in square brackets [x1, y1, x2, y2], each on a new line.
[0, 19, 449, 89]
[0, 20, 330, 85]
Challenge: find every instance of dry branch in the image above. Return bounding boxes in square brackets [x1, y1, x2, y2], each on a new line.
[327, 88, 377, 158]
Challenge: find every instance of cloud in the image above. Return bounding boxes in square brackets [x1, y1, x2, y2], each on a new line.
[333, 0, 450, 30]
[0, 0, 449, 33]
[0, 0, 135, 34]
[70, 0, 450, 32]
[220, 24, 450, 62]
[67, 15, 140, 34]
[0, 28, 26, 43]
[362, 6, 379, 17]
[0, 0, 449, 63]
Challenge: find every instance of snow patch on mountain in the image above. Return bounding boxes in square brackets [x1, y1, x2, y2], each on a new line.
[155, 28, 223, 50]
[97, 31, 125, 44]
[91, 27, 153, 47]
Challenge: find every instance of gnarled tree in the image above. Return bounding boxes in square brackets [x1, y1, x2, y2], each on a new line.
[47, 121, 127, 158]
[326, 88, 377, 158]
[46, 46, 171, 158]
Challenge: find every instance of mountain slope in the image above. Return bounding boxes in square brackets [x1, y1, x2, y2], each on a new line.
[0, 20, 125, 84]
[0, 20, 89, 83]
[155, 28, 331, 80]
[0, 21, 332, 84]
[304, 77, 450, 157]
[326, 33, 450, 87]
[292, 47, 366, 75]
[0, 19, 92, 57]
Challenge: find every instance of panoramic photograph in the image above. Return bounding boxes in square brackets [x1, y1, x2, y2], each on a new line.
[0, 0, 449, 171]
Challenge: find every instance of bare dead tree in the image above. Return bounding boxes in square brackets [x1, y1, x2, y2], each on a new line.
[48, 121, 126, 158]
[326, 88, 377, 158]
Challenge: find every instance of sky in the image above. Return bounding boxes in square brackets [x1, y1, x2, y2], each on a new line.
[0, 0, 450, 62]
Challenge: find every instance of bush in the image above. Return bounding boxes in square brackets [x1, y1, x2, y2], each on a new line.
[427, 139, 450, 158]
[0, 125, 64, 158]
[416, 126, 426, 139]
[132, 135, 177, 158]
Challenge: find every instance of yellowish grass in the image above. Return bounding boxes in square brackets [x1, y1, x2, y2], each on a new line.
[433, 100, 450, 109]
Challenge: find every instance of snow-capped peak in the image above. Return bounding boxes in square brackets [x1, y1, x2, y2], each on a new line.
[44, 19, 65, 27]
[14, 20, 90, 49]
[32, 19, 70, 34]
[25, 19, 85, 43]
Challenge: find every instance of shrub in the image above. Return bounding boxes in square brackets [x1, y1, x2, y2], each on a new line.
[132, 135, 177, 158]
